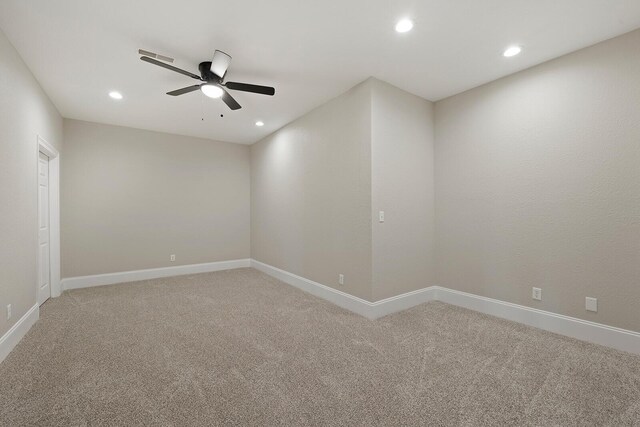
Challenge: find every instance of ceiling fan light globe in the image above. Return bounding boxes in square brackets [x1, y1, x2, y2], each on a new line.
[201, 84, 224, 99]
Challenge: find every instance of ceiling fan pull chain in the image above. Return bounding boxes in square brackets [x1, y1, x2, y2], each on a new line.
[200, 90, 204, 121]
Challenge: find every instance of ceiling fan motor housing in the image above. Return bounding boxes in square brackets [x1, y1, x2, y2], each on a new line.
[199, 62, 221, 82]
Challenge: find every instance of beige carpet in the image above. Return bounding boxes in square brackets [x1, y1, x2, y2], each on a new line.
[1, 268, 639, 426]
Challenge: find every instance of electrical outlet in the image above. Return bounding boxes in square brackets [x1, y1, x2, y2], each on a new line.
[6, 304, 11, 320]
[586, 297, 598, 312]
[532, 287, 542, 301]
[338, 274, 344, 285]
[170, 254, 176, 262]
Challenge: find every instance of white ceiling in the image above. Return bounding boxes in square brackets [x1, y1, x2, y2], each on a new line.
[1, 0, 639, 144]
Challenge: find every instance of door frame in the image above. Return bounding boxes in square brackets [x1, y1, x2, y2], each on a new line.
[37, 135, 61, 299]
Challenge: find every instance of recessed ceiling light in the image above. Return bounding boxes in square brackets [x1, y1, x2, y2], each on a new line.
[200, 84, 224, 99]
[255, 121, 264, 127]
[395, 19, 413, 33]
[503, 46, 522, 57]
[109, 91, 123, 100]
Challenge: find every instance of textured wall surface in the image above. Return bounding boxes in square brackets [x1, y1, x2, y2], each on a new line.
[434, 29, 640, 331]
[62, 120, 250, 278]
[0, 29, 62, 336]
[371, 79, 435, 300]
[251, 81, 373, 300]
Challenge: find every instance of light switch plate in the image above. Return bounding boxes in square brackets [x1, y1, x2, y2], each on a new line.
[379, 211, 385, 223]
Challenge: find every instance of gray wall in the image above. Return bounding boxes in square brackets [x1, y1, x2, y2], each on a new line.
[434, 29, 640, 331]
[62, 119, 250, 278]
[371, 79, 435, 300]
[0, 29, 62, 337]
[251, 78, 436, 302]
[251, 80, 373, 300]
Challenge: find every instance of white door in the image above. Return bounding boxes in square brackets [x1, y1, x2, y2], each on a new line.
[38, 152, 51, 305]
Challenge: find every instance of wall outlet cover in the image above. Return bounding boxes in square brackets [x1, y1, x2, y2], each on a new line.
[586, 297, 598, 312]
[532, 287, 542, 301]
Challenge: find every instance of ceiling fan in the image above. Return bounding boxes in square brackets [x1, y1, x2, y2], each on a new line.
[139, 49, 275, 111]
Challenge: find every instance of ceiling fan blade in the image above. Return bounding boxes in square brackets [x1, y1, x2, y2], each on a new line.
[167, 85, 202, 96]
[210, 50, 232, 79]
[138, 49, 174, 63]
[140, 56, 202, 81]
[225, 81, 275, 96]
[221, 88, 241, 110]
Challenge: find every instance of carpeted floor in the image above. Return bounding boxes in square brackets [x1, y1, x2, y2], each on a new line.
[1, 268, 639, 426]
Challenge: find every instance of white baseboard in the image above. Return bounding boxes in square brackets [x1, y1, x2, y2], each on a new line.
[434, 286, 640, 355]
[250, 259, 640, 355]
[250, 259, 379, 318]
[0, 304, 39, 364]
[62, 259, 251, 291]
[250, 259, 436, 320]
[368, 287, 437, 319]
